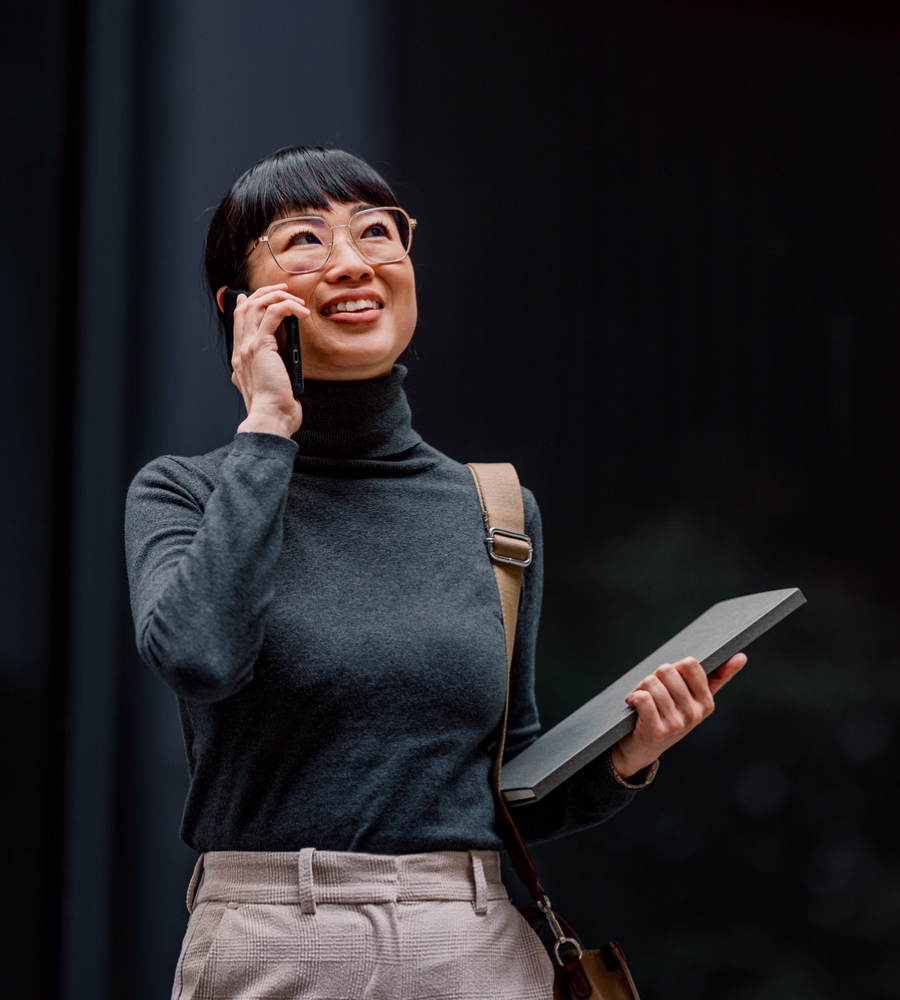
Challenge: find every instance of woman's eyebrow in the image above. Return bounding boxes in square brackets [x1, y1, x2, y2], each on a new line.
[348, 202, 379, 214]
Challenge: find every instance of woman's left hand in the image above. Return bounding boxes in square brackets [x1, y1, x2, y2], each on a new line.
[608, 653, 747, 781]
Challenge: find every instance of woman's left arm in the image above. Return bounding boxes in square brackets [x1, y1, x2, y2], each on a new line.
[505, 493, 746, 842]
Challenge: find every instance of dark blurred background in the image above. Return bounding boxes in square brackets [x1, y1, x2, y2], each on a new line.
[2, 0, 898, 997]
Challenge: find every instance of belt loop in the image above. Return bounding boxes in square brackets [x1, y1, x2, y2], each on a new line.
[186, 853, 205, 914]
[470, 851, 488, 916]
[298, 848, 317, 915]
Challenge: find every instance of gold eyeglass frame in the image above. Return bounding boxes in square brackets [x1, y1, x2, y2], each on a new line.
[246, 206, 417, 275]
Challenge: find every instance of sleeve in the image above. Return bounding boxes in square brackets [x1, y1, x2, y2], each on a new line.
[501, 489, 656, 844]
[124, 432, 299, 703]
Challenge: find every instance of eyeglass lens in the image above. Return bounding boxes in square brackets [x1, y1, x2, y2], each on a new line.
[266, 209, 411, 274]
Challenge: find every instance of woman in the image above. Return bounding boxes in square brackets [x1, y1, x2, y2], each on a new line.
[125, 146, 745, 1000]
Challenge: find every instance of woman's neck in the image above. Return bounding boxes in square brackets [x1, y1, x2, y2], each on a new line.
[292, 365, 421, 460]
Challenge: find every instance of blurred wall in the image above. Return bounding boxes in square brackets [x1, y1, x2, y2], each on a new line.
[4, 1, 397, 997]
[391, 5, 900, 998]
[2, 1, 898, 999]
[0, 1, 75, 996]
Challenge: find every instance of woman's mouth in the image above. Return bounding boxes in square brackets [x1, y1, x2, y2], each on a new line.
[321, 299, 384, 317]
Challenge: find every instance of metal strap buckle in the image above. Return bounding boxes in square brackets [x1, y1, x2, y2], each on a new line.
[538, 896, 584, 965]
[554, 936, 585, 965]
[485, 527, 533, 567]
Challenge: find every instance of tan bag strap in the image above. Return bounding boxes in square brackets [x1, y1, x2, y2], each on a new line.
[466, 462, 531, 758]
[468, 462, 597, 996]
[466, 463, 547, 899]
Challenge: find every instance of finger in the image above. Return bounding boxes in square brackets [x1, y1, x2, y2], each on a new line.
[627, 668, 678, 723]
[234, 287, 285, 318]
[626, 688, 664, 737]
[708, 652, 747, 695]
[656, 662, 708, 724]
[253, 298, 311, 343]
[672, 658, 715, 714]
[636, 673, 681, 728]
[236, 297, 311, 358]
[626, 663, 671, 701]
[240, 290, 308, 321]
[249, 287, 306, 306]
[232, 289, 293, 356]
[247, 283, 289, 296]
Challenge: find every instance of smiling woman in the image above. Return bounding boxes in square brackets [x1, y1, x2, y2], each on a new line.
[236, 201, 415, 381]
[123, 146, 743, 1000]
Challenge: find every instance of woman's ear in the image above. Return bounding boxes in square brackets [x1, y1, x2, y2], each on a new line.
[216, 286, 228, 313]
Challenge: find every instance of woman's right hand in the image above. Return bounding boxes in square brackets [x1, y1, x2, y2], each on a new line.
[231, 284, 309, 438]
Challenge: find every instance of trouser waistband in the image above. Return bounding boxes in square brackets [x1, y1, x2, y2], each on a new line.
[189, 849, 506, 916]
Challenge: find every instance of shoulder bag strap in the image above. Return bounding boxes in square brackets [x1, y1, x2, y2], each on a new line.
[470, 463, 646, 1000]
[468, 463, 597, 996]
[466, 462, 548, 899]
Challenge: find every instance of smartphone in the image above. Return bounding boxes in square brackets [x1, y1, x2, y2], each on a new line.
[222, 288, 304, 399]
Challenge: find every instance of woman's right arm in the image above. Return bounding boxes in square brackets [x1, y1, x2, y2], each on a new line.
[125, 434, 299, 702]
[125, 286, 308, 702]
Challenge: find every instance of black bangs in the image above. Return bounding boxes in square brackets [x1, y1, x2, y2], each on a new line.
[233, 147, 398, 243]
[204, 146, 399, 312]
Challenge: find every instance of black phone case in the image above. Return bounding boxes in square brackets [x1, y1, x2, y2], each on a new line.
[223, 288, 304, 399]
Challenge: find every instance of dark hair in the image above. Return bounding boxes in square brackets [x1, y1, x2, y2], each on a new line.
[204, 146, 400, 310]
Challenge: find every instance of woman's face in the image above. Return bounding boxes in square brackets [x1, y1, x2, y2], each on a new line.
[243, 201, 417, 381]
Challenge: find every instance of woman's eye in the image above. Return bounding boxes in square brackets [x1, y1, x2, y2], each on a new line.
[361, 223, 390, 239]
[289, 230, 323, 246]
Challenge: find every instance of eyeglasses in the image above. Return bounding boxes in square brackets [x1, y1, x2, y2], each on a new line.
[246, 206, 416, 275]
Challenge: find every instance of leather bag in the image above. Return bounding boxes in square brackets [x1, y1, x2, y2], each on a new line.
[467, 462, 642, 1000]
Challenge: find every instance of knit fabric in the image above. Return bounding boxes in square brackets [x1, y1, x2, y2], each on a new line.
[125, 366, 640, 855]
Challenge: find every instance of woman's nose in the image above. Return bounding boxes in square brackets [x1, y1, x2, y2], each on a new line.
[324, 226, 371, 281]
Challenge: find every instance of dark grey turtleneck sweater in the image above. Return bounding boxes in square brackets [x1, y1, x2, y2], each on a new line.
[124, 366, 643, 854]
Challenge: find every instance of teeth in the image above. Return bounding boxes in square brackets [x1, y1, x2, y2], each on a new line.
[323, 299, 382, 316]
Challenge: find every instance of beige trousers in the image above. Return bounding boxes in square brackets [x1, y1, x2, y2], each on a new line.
[172, 848, 554, 1000]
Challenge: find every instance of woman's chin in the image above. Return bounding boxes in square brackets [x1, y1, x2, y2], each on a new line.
[302, 326, 412, 379]
[303, 346, 401, 380]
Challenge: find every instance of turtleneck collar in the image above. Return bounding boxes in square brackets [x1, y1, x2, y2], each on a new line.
[292, 365, 422, 460]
